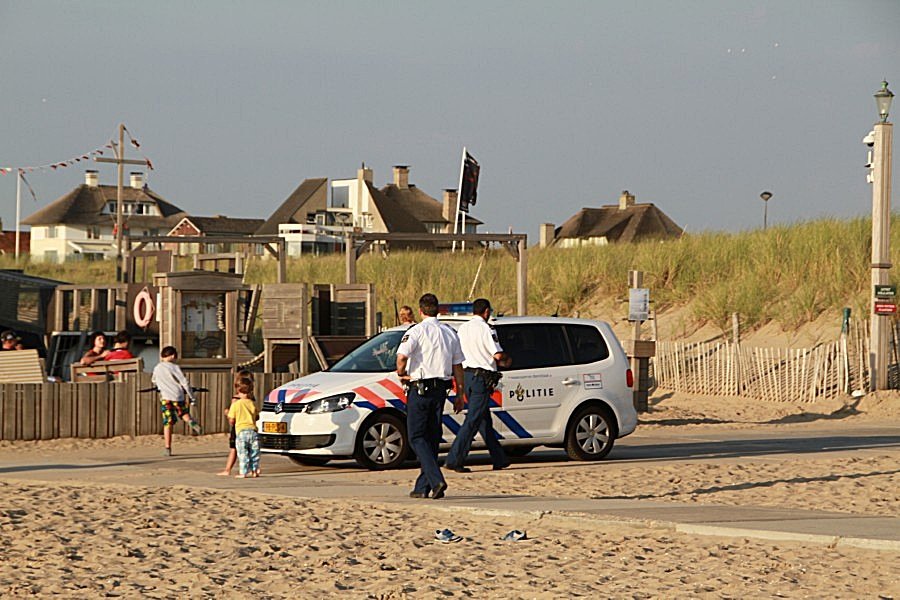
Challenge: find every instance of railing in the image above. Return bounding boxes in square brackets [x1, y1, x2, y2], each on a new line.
[0, 372, 296, 441]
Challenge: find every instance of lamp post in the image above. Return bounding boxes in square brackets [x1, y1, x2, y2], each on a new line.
[869, 80, 894, 391]
[760, 191, 773, 230]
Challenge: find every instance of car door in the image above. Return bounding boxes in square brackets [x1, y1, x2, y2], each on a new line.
[493, 323, 580, 441]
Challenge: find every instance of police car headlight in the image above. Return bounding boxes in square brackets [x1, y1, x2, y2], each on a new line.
[304, 393, 355, 414]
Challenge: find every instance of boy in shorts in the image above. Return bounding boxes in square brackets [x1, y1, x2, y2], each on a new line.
[218, 370, 254, 476]
[152, 346, 201, 456]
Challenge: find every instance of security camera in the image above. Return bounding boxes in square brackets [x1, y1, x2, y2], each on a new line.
[862, 131, 875, 146]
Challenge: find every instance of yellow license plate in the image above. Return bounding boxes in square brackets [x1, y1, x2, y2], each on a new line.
[263, 421, 287, 434]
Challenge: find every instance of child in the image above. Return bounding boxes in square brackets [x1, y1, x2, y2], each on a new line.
[152, 346, 202, 456]
[104, 331, 135, 361]
[217, 370, 254, 476]
[228, 377, 260, 478]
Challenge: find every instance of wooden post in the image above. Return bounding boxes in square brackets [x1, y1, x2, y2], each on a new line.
[345, 235, 356, 284]
[516, 237, 527, 315]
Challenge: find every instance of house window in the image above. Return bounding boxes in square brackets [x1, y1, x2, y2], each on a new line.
[332, 186, 349, 209]
[47, 226, 57, 238]
[106, 202, 116, 214]
[87, 226, 101, 239]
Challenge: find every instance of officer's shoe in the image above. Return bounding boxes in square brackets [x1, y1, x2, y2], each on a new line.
[448, 465, 471, 473]
[409, 490, 428, 499]
[431, 482, 448, 500]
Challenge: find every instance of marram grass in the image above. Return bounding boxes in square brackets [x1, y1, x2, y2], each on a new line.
[0, 215, 882, 333]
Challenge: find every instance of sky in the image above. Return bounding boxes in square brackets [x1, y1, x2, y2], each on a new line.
[1, 1, 898, 241]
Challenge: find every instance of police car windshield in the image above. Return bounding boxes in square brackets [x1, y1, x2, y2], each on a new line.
[329, 330, 406, 373]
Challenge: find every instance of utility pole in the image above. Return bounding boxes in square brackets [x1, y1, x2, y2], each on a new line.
[94, 123, 146, 282]
[14, 171, 21, 262]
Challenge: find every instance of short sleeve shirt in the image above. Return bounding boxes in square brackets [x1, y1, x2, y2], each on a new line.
[458, 316, 503, 371]
[228, 398, 258, 434]
[396, 316, 464, 380]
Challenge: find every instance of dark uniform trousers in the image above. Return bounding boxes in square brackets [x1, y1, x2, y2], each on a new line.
[407, 383, 447, 494]
[445, 371, 509, 470]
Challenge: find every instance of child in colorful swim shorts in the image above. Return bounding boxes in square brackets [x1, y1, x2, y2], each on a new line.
[218, 370, 254, 476]
[228, 377, 260, 478]
[152, 346, 201, 456]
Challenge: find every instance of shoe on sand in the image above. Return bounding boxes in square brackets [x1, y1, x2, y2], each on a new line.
[431, 482, 448, 500]
[434, 529, 462, 543]
[189, 422, 202, 435]
[164, 448, 172, 457]
[501, 529, 527, 542]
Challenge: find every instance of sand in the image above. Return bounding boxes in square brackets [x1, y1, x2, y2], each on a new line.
[1, 390, 898, 598]
[1, 482, 897, 598]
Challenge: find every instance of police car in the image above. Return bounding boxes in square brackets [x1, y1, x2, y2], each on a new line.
[258, 315, 637, 470]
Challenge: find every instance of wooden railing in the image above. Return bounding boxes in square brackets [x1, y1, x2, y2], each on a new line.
[0, 372, 296, 441]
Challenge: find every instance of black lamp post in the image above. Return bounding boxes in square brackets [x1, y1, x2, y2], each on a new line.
[760, 191, 773, 230]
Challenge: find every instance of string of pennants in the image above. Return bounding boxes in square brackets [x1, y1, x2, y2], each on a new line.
[0, 125, 154, 178]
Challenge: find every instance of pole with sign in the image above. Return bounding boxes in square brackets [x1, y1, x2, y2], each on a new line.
[625, 270, 655, 412]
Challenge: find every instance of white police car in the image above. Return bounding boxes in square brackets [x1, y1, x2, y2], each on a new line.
[258, 316, 637, 470]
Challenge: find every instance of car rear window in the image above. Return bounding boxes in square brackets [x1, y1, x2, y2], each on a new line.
[564, 324, 610, 364]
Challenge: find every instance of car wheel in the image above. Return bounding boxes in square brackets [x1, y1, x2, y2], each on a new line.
[288, 455, 331, 467]
[355, 412, 409, 470]
[564, 405, 616, 461]
[504, 445, 535, 457]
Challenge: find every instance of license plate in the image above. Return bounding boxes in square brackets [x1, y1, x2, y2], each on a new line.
[263, 421, 287, 434]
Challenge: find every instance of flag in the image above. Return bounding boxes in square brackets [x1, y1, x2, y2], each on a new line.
[458, 151, 480, 213]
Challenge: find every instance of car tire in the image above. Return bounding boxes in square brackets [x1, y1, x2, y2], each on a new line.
[564, 404, 617, 461]
[288, 455, 331, 467]
[504, 445, 535, 457]
[355, 412, 409, 470]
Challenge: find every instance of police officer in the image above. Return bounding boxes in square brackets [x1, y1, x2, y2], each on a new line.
[445, 298, 511, 472]
[396, 293, 465, 499]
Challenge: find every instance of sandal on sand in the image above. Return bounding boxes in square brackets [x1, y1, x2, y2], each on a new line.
[164, 448, 172, 457]
[434, 529, 463, 543]
[501, 529, 527, 542]
[189, 422, 202, 435]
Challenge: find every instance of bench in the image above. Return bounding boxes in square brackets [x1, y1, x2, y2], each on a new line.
[0, 349, 47, 384]
[70, 357, 144, 382]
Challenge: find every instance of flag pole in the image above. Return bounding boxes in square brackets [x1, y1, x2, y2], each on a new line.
[452, 146, 466, 252]
[15, 170, 21, 262]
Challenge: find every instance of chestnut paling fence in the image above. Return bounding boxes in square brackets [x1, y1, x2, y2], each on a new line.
[652, 320, 872, 402]
[0, 372, 295, 442]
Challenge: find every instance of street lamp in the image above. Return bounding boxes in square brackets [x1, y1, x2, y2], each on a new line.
[760, 191, 773, 230]
[868, 80, 894, 391]
[875, 79, 894, 123]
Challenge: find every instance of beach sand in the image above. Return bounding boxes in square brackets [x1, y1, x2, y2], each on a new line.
[1, 391, 898, 598]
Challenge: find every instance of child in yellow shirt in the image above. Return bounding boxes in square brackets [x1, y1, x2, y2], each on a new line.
[228, 377, 260, 478]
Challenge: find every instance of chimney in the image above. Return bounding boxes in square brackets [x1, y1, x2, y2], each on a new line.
[442, 189, 458, 222]
[130, 172, 145, 189]
[357, 163, 373, 184]
[393, 165, 409, 189]
[539, 223, 556, 248]
[85, 170, 99, 187]
[618, 190, 635, 210]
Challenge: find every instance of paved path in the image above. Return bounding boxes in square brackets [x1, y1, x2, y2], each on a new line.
[2, 422, 898, 551]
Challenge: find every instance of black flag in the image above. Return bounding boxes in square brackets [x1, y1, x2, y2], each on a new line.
[459, 151, 480, 213]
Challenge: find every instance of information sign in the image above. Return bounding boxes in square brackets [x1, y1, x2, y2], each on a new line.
[628, 288, 650, 322]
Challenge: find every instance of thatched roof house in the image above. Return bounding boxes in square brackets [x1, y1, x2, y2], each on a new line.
[550, 191, 683, 247]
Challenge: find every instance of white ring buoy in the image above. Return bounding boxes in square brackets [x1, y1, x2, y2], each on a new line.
[133, 288, 155, 328]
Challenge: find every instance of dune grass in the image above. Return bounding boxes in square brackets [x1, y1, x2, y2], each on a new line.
[1, 215, 883, 333]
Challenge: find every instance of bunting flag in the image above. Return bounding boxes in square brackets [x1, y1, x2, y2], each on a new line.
[458, 151, 480, 213]
[18, 171, 39, 203]
[0, 127, 154, 175]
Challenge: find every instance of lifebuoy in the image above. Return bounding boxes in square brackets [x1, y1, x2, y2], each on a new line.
[133, 288, 155, 328]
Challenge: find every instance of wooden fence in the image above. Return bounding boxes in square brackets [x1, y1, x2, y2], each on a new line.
[653, 322, 870, 402]
[0, 372, 296, 442]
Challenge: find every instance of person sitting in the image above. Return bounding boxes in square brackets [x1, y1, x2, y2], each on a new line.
[0, 330, 24, 351]
[104, 331, 135, 361]
[80, 331, 111, 365]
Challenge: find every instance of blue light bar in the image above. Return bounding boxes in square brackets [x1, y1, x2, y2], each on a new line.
[438, 302, 474, 315]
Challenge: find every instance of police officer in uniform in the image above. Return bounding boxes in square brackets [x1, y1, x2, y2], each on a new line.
[445, 298, 511, 472]
[396, 293, 465, 499]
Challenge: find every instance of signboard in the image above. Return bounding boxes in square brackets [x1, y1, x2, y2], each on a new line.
[628, 288, 650, 322]
[874, 301, 897, 315]
[875, 285, 896, 298]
